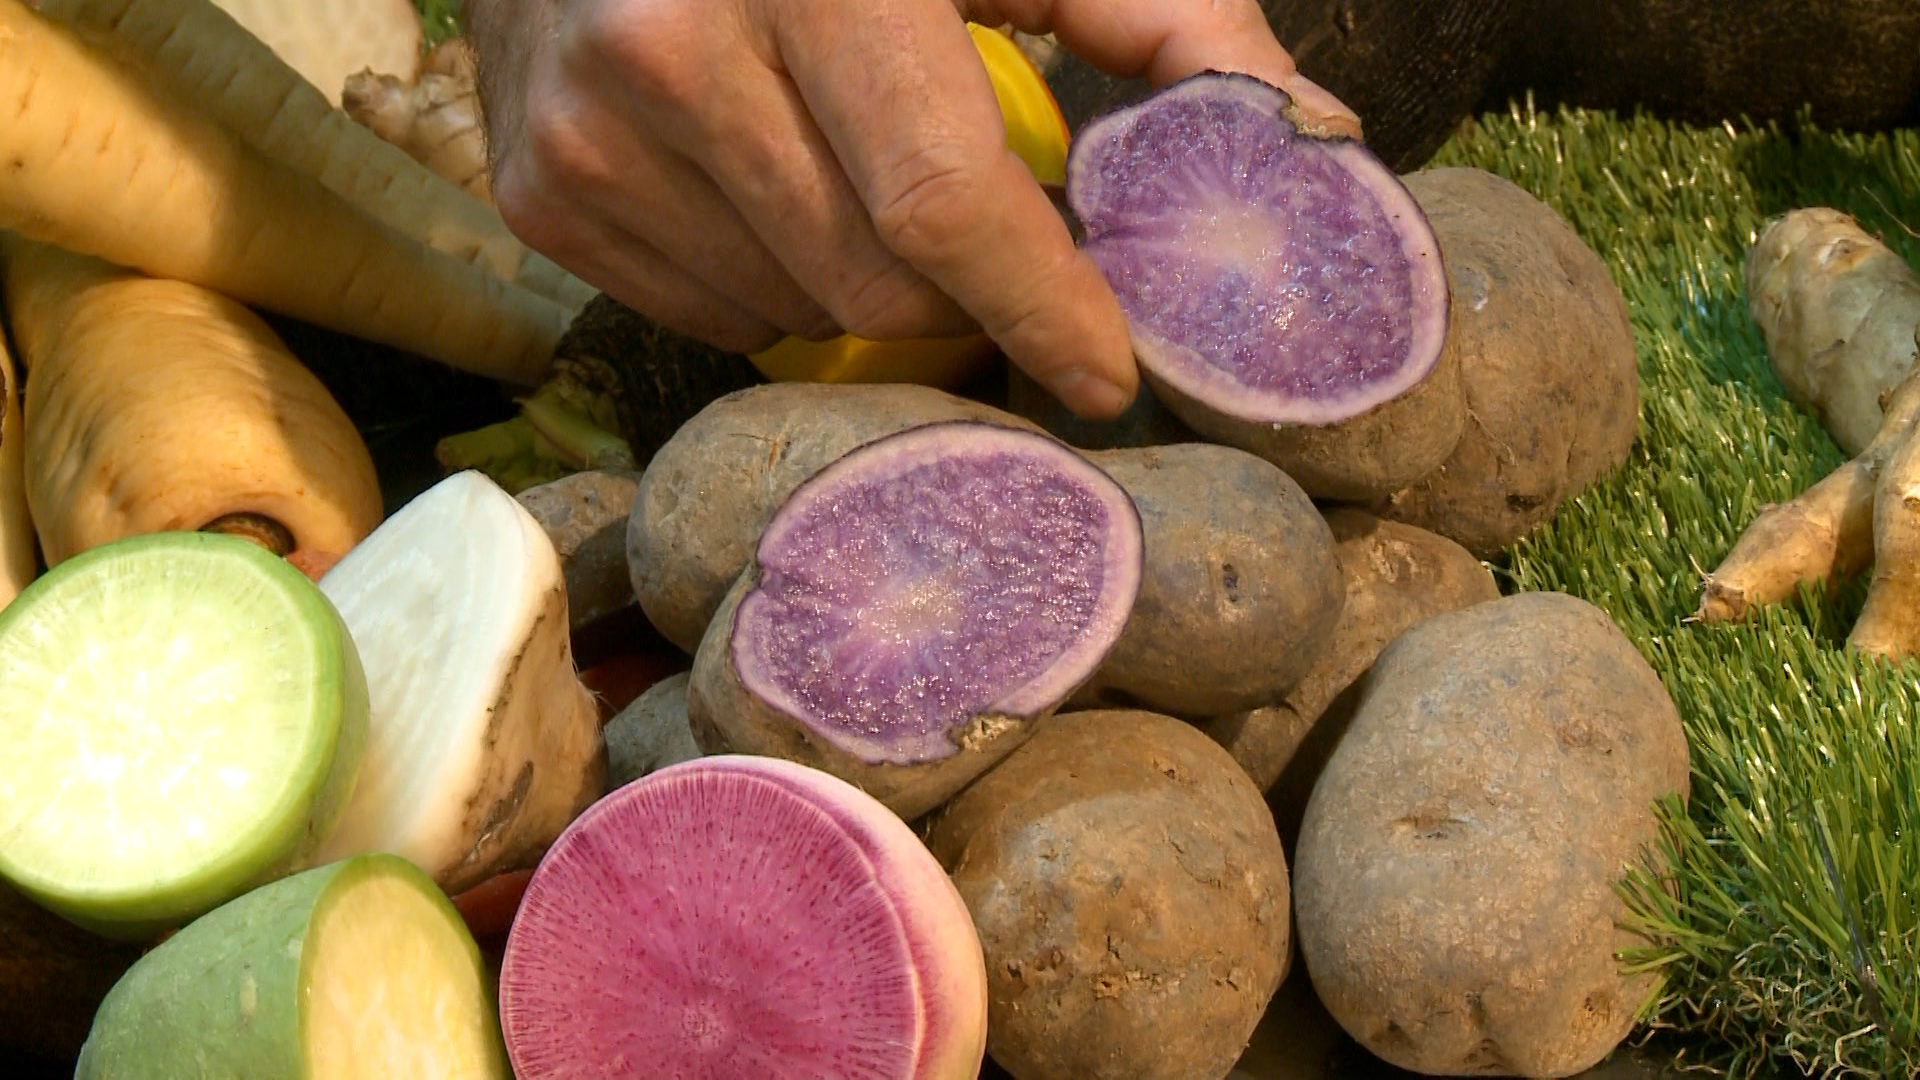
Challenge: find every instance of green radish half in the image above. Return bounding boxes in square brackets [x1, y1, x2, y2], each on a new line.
[76, 852, 510, 1079]
[0, 530, 367, 940]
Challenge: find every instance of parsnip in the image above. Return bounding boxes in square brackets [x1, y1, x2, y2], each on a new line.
[0, 319, 32, 608]
[1850, 337, 1920, 660]
[35, 0, 594, 316]
[0, 0, 566, 384]
[209, 0, 423, 107]
[345, 38, 492, 204]
[1, 236, 384, 567]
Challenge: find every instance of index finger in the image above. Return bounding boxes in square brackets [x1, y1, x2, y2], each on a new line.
[771, 0, 1140, 419]
[966, 0, 1362, 137]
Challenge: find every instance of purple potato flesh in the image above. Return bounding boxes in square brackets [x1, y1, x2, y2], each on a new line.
[733, 421, 1143, 766]
[498, 755, 988, 1080]
[1068, 72, 1449, 426]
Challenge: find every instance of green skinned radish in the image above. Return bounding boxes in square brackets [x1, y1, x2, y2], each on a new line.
[0, 530, 367, 941]
[76, 853, 509, 1079]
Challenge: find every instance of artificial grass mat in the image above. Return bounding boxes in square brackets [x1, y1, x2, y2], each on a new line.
[402, 1, 1919, 1071]
[1430, 103, 1920, 1078]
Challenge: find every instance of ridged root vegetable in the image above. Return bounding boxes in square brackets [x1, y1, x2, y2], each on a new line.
[1701, 208, 1920, 661]
[0, 315, 32, 608]
[35, 0, 593, 315]
[344, 39, 492, 204]
[1, 0, 569, 383]
[206, 0, 423, 107]
[0, 237, 384, 570]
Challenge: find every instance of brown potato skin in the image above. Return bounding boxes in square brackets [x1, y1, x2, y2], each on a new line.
[1202, 510, 1498, 845]
[924, 709, 1291, 1080]
[1369, 167, 1640, 557]
[1071, 444, 1344, 717]
[1148, 328, 1468, 504]
[626, 383, 1040, 653]
[1293, 591, 1688, 1078]
[516, 468, 640, 635]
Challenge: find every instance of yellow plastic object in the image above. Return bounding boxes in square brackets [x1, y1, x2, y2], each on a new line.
[749, 23, 1071, 388]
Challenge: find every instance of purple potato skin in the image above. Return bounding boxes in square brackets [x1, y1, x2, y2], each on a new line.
[1071, 443, 1344, 717]
[923, 709, 1291, 1080]
[1369, 168, 1640, 557]
[1066, 72, 1457, 502]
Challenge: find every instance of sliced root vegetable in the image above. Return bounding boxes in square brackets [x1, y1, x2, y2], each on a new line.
[1067, 72, 1455, 501]
[630, 382, 1040, 654]
[499, 755, 988, 1079]
[209, 0, 423, 107]
[0, 314, 32, 608]
[0, 1, 568, 383]
[36, 0, 593, 315]
[1, 238, 384, 568]
[344, 39, 491, 202]
[1746, 207, 1920, 457]
[0, 881, 145, 1062]
[922, 710, 1290, 1080]
[76, 853, 510, 1079]
[310, 470, 606, 896]
[0, 531, 368, 940]
[1070, 443, 1344, 717]
[688, 421, 1143, 819]
[605, 671, 701, 790]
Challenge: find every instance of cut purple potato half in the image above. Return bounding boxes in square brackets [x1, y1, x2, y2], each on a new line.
[498, 755, 988, 1080]
[688, 420, 1143, 819]
[1068, 72, 1456, 500]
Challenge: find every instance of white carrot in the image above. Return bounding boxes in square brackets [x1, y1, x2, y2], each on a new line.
[35, 0, 596, 315]
[0, 0, 564, 385]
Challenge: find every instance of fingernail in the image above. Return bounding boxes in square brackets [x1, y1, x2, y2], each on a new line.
[1048, 367, 1134, 420]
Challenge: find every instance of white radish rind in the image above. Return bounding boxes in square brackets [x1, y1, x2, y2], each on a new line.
[76, 853, 509, 1079]
[498, 755, 988, 1080]
[690, 421, 1144, 818]
[311, 470, 605, 895]
[0, 531, 367, 941]
[1066, 72, 1450, 429]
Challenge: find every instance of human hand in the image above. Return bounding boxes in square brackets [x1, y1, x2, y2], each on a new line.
[465, 0, 1359, 419]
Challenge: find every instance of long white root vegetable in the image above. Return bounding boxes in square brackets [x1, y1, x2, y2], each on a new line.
[1, 235, 386, 568]
[0, 317, 34, 609]
[208, 0, 423, 107]
[0, 0, 565, 384]
[34, 0, 595, 316]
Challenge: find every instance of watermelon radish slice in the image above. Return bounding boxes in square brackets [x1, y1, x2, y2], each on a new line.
[76, 853, 510, 1079]
[1067, 72, 1455, 499]
[0, 531, 367, 940]
[498, 755, 988, 1080]
[687, 420, 1143, 818]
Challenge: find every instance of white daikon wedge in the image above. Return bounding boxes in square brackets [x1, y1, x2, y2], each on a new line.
[311, 470, 605, 894]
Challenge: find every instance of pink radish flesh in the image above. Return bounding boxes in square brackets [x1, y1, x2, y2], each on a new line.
[733, 421, 1142, 764]
[498, 756, 986, 1079]
[1067, 72, 1449, 426]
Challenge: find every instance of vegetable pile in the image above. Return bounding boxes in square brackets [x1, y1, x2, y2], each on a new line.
[8, 0, 1899, 1076]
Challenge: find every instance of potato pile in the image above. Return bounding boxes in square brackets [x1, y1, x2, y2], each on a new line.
[594, 153, 1685, 1078]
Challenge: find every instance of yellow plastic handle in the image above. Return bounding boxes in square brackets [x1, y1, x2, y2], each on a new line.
[749, 24, 1071, 388]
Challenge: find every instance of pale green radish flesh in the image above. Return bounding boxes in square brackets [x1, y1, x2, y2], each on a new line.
[303, 871, 506, 1078]
[312, 469, 603, 893]
[0, 531, 365, 938]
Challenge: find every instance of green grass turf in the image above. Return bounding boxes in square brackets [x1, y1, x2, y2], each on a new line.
[1430, 101, 1920, 1078]
[401, 1, 1920, 1069]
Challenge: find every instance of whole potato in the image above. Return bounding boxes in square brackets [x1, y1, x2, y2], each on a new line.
[924, 709, 1290, 1080]
[1294, 591, 1688, 1077]
[1370, 167, 1640, 557]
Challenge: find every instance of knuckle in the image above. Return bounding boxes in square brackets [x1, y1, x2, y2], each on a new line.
[868, 146, 983, 263]
[489, 158, 563, 252]
[519, 91, 612, 189]
[826, 264, 946, 341]
[568, 1, 709, 111]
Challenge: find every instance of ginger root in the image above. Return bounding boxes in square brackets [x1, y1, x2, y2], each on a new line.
[1703, 207, 1920, 662]
[343, 39, 491, 204]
